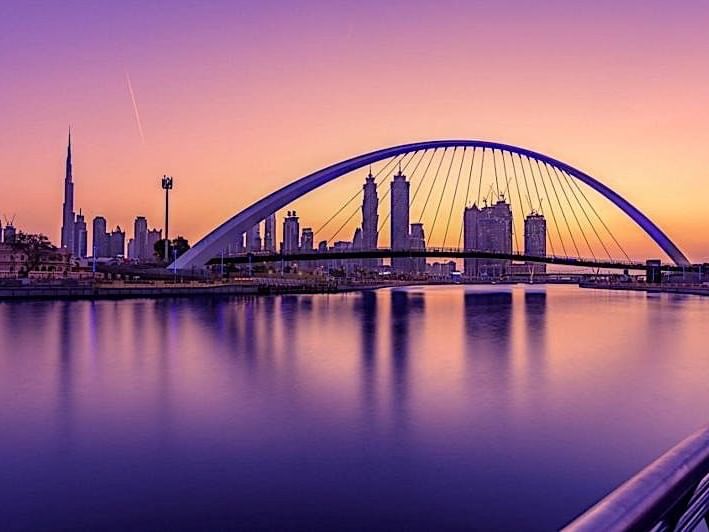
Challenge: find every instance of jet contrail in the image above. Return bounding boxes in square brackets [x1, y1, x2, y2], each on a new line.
[125, 71, 145, 145]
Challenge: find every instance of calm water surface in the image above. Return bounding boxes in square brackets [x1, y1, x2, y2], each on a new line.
[1, 285, 708, 530]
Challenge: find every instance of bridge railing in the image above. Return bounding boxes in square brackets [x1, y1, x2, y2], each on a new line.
[563, 424, 709, 531]
[214, 247, 662, 271]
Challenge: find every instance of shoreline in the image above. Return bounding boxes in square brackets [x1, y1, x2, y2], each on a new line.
[0, 278, 579, 301]
[579, 281, 709, 297]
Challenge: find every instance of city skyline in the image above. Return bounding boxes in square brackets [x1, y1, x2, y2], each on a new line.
[2, 3, 709, 530]
[2, 1, 709, 261]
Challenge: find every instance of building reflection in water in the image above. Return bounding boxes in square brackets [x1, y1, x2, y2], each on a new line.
[390, 289, 425, 432]
[524, 290, 547, 357]
[463, 289, 514, 387]
[57, 301, 76, 448]
[355, 290, 378, 426]
[464, 290, 513, 347]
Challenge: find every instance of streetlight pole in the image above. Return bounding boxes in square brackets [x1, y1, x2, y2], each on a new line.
[161, 175, 173, 263]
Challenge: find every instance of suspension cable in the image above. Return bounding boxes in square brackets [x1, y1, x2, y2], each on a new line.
[442, 147, 467, 247]
[531, 156, 567, 256]
[521, 153, 543, 213]
[429, 147, 458, 244]
[417, 148, 449, 223]
[476, 148, 486, 206]
[556, 166, 609, 260]
[314, 154, 402, 236]
[457, 147, 477, 248]
[377, 149, 430, 233]
[409, 149, 439, 208]
[519, 154, 553, 255]
[562, 168, 627, 261]
[326, 151, 415, 243]
[513, 153, 532, 216]
[547, 164, 597, 260]
[492, 149, 501, 199]
[375, 150, 425, 212]
[541, 160, 580, 257]
[502, 151, 522, 254]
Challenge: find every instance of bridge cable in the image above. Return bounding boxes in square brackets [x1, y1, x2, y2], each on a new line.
[540, 160, 581, 258]
[354, 149, 420, 239]
[417, 148, 449, 223]
[377, 149, 430, 233]
[531, 156, 567, 256]
[561, 168, 628, 261]
[555, 166, 610, 260]
[475, 148, 486, 207]
[373, 149, 425, 213]
[429, 147, 458, 244]
[457, 147, 477, 248]
[314, 153, 402, 236]
[325, 152, 415, 243]
[512, 152, 532, 217]
[442, 147, 467, 248]
[521, 154, 543, 214]
[502, 151, 522, 254]
[519, 154, 554, 256]
[545, 163, 598, 261]
[492, 149, 501, 200]
[408, 148, 439, 209]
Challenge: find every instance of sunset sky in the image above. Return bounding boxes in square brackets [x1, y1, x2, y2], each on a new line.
[2, 0, 708, 261]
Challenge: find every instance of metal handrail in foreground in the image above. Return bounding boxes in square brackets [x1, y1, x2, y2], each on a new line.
[563, 425, 709, 531]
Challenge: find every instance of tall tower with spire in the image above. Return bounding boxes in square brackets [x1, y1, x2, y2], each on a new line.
[361, 168, 379, 270]
[60, 128, 75, 251]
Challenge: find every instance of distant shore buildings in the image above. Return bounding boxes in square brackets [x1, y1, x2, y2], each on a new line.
[57, 130, 164, 262]
[51, 130, 549, 277]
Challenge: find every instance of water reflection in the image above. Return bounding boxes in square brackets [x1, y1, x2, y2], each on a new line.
[0, 287, 708, 531]
[58, 301, 75, 447]
[356, 291, 378, 424]
[463, 290, 513, 365]
[524, 290, 547, 357]
[390, 290, 425, 431]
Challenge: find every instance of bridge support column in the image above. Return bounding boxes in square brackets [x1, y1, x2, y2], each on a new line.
[646, 259, 662, 284]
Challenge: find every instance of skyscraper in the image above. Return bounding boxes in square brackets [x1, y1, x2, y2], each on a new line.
[524, 212, 547, 273]
[129, 216, 148, 260]
[246, 223, 262, 252]
[134, 216, 148, 260]
[60, 129, 75, 252]
[73, 211, 88, 258]
[361, 170, 379, 270]
[264, 213, 276, 253]
[463, 204, 480, 277]
[390, 167, 410, 272]
[147, 229, 162, 261]
[108, 226, 126, 258]
[92, 216, 109, 257]
[409, 223, 426, 273]
[300, 227, 314, 252]
[463, 199, 513, 278]
[282, 211, 300, 253]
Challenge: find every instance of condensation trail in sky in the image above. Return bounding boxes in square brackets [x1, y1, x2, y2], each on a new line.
[125, 71, 145, 145]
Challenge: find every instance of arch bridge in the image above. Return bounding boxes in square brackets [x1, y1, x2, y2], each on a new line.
[171, 140, 690, 271]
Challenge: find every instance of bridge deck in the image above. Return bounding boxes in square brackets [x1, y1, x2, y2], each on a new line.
[206, 248, 692, 273]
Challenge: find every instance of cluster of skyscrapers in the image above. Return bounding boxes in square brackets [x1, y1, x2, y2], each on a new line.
[230, 165, 548, 278]
[59, 131, 163, 262]
[58, 129, 547, 275]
